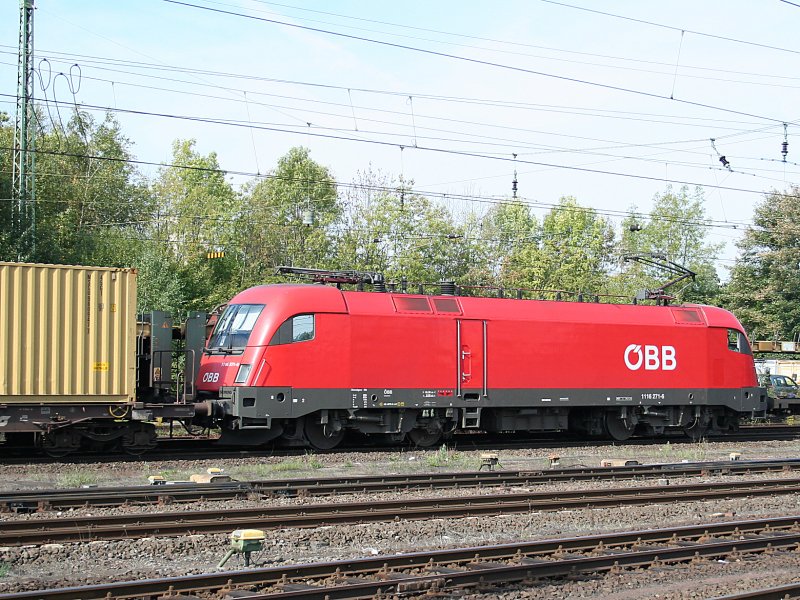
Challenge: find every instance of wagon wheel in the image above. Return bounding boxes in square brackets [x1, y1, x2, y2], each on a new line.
[121, 422, 158, 455]
[605, 412, 636, 441]
[39, 429, 81, 458]
[304, 419, 345, 450]
[408, 427, 442, 448]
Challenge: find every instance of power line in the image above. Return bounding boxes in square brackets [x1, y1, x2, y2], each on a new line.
[0, 44, 792, 123]
[2, 115, 794, 204]
[10, 92, 793, 182]
[0, 145, 770, 233]
[163, 0, 789, 124]
[203, 2, 800, 87]
[540, 0, 800, 57]
[0, 50, 775, 139]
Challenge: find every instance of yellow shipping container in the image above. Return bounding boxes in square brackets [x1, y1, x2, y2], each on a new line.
[0, 262, 137, 403]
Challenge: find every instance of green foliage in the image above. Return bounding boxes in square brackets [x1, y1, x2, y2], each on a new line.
[146, 139, 240, 311]
[0, 119, 13, 259]
[334, 169, 485, 283]
[480, 200, 538, 287]
[3, 106, 769, 324]
[234, 454, 324, 477]
[513, 196, 615, 294]
[612, 186, 721, 303]
[724, 186, 800, 339]
[424, 444, 474, 468]
[57, 467, 99, 488]
[2, 109, 151, 265]
[238, 147, 339, 287]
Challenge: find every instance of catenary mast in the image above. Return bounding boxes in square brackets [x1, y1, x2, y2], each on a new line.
[12, 0, 35, 260]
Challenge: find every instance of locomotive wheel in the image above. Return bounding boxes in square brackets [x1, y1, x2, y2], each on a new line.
[605, 412, 636, 441]
[369, 432, 407, 446]
[683, 420, 708, 441]
[304, 419, 345, 450]
[408, 427, 442, 447]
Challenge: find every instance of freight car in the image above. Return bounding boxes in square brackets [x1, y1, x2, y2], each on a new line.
[0, 262, 200, 456]
[195, 268, 768, 449]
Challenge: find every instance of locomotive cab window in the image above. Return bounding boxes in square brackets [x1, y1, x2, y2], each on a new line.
[727, 329, 752, 355]
[207, 304, 264, 353]
[270, 314, 315, 345]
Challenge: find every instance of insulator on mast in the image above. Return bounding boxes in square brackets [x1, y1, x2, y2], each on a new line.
[782, 123, 789, 163]
[511, 153, 518, 199]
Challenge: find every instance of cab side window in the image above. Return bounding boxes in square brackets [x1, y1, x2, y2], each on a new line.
[292, 315, 314, 342]
[727, 329, 752, 355]
[269, 314, 315, 345]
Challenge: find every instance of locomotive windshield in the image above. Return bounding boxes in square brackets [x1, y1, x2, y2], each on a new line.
[207, 304, 264, 353]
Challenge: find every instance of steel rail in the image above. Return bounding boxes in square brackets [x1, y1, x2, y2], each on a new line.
[712, 583, 800, 599]
[4, 477, 800, 545]
[3, 515, 800, 600]
[4, 458, 800, 512]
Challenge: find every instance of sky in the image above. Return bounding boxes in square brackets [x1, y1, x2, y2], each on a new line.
[2, 1, 800, 276]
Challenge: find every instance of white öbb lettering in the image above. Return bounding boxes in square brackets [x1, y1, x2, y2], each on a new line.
[624, 344, 676, 371]
[202, 372, 220, 383]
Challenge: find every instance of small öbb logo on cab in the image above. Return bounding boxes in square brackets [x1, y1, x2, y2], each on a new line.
[624, 344, 676, 371]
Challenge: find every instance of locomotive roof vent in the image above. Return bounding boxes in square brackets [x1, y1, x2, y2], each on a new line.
[439, 280, 457, 296]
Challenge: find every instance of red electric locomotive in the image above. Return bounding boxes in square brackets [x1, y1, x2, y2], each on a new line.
[195, 269, 766, 449]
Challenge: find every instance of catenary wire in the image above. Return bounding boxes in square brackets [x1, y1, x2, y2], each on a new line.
[162, 0, 791, 124]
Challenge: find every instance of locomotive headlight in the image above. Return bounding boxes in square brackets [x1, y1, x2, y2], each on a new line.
[234, 364, 252, 384]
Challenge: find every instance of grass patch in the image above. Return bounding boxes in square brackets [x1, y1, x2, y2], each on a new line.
[57, 467, 99, 488]
[273, 453, 324, 471]
[0, 563, 9, 578]
[232, 454, 325, 479]
[150, 468, 193, 482]
[424, 444, 475, 469]
[653, 440, 710, 463]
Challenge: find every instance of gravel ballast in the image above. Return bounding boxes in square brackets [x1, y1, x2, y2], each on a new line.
[2, 438, 800, 597]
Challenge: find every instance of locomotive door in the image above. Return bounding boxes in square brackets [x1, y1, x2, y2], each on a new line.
[457, 319, 487, 398]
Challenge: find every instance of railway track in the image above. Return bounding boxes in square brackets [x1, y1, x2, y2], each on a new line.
[5, 477, 800, 546]
[3, 515, 800, 600]
[2, 424, 798, 464]
[4, 458, 800, 512]
[714, 585, 800, 599]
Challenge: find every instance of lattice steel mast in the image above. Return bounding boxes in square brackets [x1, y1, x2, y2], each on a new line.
[12, 0, 35, 260]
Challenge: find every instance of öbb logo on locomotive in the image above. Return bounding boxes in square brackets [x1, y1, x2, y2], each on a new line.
[623, 344, 677, 371]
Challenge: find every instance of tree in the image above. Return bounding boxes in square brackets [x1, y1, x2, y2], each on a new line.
[612, 186, 721, 303]
[724, 186, 800, 340]
[333, 169, 483, 285]
[479, 200, 539, 288]
[0, 109, 153, 265]
[150, 138, 239, 310]
[515, 197, 615, 295]
[238, 147, 339, 287]
[0, 113, 13, 259]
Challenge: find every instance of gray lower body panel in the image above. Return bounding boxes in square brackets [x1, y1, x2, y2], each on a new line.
[218, 385, 767, 424]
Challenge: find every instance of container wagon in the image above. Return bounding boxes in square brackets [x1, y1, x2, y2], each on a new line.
[0, 262, 196, 456]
